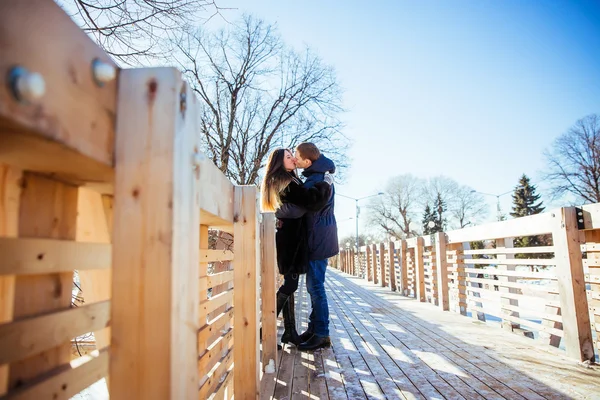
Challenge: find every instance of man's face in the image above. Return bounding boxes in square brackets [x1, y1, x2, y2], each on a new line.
[294, 150, 311, 169]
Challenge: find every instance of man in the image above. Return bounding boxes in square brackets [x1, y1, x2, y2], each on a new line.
[276, 142, 339, 350]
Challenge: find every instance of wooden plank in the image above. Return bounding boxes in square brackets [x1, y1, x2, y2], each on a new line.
[0, 300, 110, 365]
[330, 271, 572, 400]
[110, 68, 200, 399]
[198, 328, 233, 375]
[462, 268, 556, 280]
[580, 203, 600, 230]
[435, 232, 449, 311]
[2, 350, 108, 400]
[414, 237, 425, 302]
[496, 238, 520, 331]
[460, 258, 557, 266]
[0, 238, 110, 275]
[202, 290, 234, 316]
[388, 240, 397, 292]
[366, 246, 372, 282]
[327, 276, 458, 399]
[9, 174, 77, 390]
[445, 211, 555, 244]
[198, 307, 234, 352]
[0, 0, 115, 185]
[197, 158, 234, 230]
[325, 284, 393, 398]
[233, 185, 260, 399]
[399, 240, 408, 295]
[371, 244, 379, 285]
[379, 243, 387, 288]
[468, 305, 564, 338]
[198, 349, 234, 400]
[465, 277, 558, 293]
[260, 213, 277, 372]
[208, 369, 233, 400]
[0, 164, 21, 395]
[201, 249, 234, 263]
[463, 246, 554, 255]
[76, 188, 113, 371]
[200, 272, 235, 292]
[552, 207, 595, 361]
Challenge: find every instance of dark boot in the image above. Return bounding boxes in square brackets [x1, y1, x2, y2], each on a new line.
[297, 334, 331, 351]
[276, 291, 288, 317]
[280, 293, 300, 346]
[298, 329, 314, 343]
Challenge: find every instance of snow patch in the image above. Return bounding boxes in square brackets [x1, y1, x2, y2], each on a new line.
[264, 359, 276, 374]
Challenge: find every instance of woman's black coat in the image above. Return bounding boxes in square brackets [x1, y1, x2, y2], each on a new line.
[276, 177, 331, 276]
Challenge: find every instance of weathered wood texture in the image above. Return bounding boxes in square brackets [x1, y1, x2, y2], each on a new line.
[233, 186, 260, 399]
[0, 0, 116, 187]
[110, 68, 200, 399]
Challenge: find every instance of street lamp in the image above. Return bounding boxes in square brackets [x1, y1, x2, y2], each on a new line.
[471, 187, 522, 221]
[336, 192, 384, 253]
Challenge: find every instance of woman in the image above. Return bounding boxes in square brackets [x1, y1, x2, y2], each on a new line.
[261, 148, 332, 346]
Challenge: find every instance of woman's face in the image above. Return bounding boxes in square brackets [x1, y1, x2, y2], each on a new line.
[283, 150, 297, 171]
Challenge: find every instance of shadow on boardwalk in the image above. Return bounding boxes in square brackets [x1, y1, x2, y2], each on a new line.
[260, 269, 600, 400]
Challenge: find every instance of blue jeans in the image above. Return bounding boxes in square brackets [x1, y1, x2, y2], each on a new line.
[306, 259, 329, 337]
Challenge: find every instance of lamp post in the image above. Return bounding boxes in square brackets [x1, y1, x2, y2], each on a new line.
[471, 187, 521, 221]
[336, 192, 384, 253]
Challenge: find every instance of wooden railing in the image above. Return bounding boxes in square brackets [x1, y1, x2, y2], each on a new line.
[338, 205, 600, 363]
[0, 1, 278, 399]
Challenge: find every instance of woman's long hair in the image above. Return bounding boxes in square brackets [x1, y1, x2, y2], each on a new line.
[261, 149, 296, 212]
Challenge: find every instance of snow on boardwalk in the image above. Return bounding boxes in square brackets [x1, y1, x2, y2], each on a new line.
[260, 269, 600, 399]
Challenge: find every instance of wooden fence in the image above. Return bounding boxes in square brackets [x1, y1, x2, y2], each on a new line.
[338, 205, 600, 363]
[0, 1, 278, 399]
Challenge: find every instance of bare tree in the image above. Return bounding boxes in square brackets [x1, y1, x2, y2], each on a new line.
[544, 113, 600, 204]
[452, 185, 488, 228]
[367, 175, 421, 238]
[57, 0, 222, 65]
[420, 176, 460, 229]
[177, 15, 347, 185]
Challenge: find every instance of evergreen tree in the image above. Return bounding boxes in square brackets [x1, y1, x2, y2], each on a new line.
[510, 174, 550, 259]
[433, 193, 446, 233]
[422, 204, 436, 235]
[510, 174, 545, 218]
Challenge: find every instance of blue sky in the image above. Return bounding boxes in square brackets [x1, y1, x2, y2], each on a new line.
[213, 1, 600, 237]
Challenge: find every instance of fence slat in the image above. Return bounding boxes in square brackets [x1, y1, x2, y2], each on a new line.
[553, 207, 594, 362]
[110, 68, 200, 399]
[261, 213, 278, 373]
[233, 186, 260, 399]
[9, 174, 77, 390]
[435, 232, 449, 310]
[0, 300, 110, 365]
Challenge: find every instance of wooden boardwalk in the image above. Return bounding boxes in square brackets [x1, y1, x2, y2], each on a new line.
[260, 269, 600, 399]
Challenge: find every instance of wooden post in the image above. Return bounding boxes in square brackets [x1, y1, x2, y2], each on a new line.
[350, 248, 355, 276]
[372, 244, 379, 285]
[233, 186, 260, 399]
[435, 232, 449, 311]
[380, 243, 387, 288]
[9, 174, 78, 389]
[553, 207, 594, 362]
[453, 243, 468, 316]
[496, 238, 520, 332]
[111, 68, 201, 399]
[399, 240, 408, 295]
[388, 241, 397, 291]
[584, 229, 600, 359]
[261, 213, 277, 372]
[415, 237, 425, 302]
[0, 165, 21, 395]
[366, 246, 372, 282]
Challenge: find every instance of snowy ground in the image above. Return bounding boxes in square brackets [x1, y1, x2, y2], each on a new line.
[71, 379, 108, 400]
